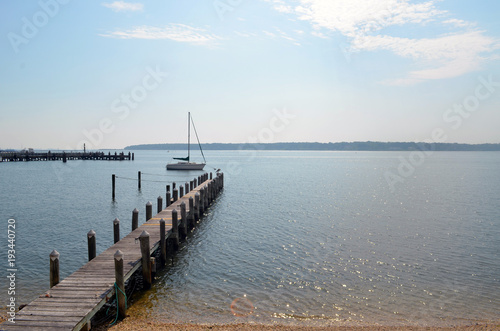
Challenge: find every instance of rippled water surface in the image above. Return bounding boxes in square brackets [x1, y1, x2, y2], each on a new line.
[1, 151, 499, 326]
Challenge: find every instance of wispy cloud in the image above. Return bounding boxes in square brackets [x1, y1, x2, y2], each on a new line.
[102, 1, 143, 12]
[267, 0, 499, 84]
[100, 23, 221, 46]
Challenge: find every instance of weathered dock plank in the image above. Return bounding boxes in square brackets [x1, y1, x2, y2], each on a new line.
[0, 173, 223, 331]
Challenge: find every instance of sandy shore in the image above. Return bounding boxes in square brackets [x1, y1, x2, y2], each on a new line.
[1, 312, 499, 330]
[96, 315, 500, 331]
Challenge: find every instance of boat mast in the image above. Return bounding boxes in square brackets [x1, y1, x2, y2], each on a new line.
[187, 112, 191, 162]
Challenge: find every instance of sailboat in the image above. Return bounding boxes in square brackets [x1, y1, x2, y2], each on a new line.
[166, 112, 206, 170]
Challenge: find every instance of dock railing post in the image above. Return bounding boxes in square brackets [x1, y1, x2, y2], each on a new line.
[139, 231, 151, 289]
[160, 219, 166, 267]
[132, 208, 139, 231]
[114, 250, 126, 319]
[146, 201, 152, 221]
[87, 230, 96, 261]
[157, 196, 163, 213]
[113, 218, 120, 244]
[50, 250, 60, 288]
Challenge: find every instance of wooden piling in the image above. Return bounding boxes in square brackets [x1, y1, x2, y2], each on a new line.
[160, 219, 166, 267]
[180, 202, 187, 239]
[139, 231, 151, 290]
[210, 172, 213, 179]
[132, 208, 139, 231]
[87, 230, 96, 261]
[180, 186, 184, 198]
[146, 201, 152, 221]
[199, 187, 205, 213]
[171, 209, 179, 251]
[166, 191, 171, 207]
[112, 174, 116, 199]
[188, 196, 194, 229]
[194, 193, 200, 222]
[190, 180, 194, 191]
[138, 171, 141, 190]
[113, 218, 120, 244]
[173, 189, 178, 202]
[185, 182, 189, 194]
[114, 250, 126, 319]
[157, 196, 163, 213]
[49, 250, 60, 288]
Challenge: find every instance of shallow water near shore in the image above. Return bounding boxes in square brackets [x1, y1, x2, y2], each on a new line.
[1, 151, 499, 326]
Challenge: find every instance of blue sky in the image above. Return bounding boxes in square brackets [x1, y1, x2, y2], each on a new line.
[1, 0, 499, 150]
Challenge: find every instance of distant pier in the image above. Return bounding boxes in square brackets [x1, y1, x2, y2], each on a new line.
[0, 151, 134, 162]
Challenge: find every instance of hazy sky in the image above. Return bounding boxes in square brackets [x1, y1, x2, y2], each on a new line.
[1, 0, 500, 150]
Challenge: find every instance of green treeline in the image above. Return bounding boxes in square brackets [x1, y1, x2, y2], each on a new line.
[125, 142, 500, 151]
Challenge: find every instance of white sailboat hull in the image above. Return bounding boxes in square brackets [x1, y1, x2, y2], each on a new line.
[166, 162, 206, 170]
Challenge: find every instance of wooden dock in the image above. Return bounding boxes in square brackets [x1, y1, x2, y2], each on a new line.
[0, 151, 133, 162]
[0, 172, 223, 331]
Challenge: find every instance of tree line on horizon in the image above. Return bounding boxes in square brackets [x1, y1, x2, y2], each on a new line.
[124, 142, 500, 151]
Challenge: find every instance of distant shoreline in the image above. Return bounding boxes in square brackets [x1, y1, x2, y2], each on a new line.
[124, 142, 500, 152]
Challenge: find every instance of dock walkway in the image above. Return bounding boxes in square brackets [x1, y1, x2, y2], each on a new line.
[1, 173, 223, 331]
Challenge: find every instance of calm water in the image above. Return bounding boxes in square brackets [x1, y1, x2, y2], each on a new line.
[1, 151, 499, 326]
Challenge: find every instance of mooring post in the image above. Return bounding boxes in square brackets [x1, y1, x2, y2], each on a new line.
[138, 171, 141, 190]
[180, 202, 187, 240]
[194, 178, 197, 187]
[194, 193, 200, 221]
[87, 230, 96, 261]
[198, 176, 201, 185]
[166, 191, 171, 207]
[210, 172, 213, 180]
[112, 174, 116, 199]
[160, 219, 166, 267]
[190, 180, 194, 191]
[180, 186, 184, 198]
[50, 250, 60, 288]
[139, 230, 151, 289]
[146, 201, 152, 221]
[132, 208, 139, 231]
[171, 209, 179, 251]
[188, 196, 194, 229]
[114, 250, 126, 319]
[113, 218, 120, 244]
[185, 182, 189, 194]
[157, 196, 163, 213]
[173, 182, 176, 190]
[173, 189, 178, 202]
